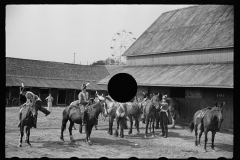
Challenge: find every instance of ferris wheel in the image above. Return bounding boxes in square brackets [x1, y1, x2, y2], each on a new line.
[110, 29, 136, 65]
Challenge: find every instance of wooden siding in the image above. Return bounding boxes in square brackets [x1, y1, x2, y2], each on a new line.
[175, 88, 233, 130]
[126, 48, 233, 66]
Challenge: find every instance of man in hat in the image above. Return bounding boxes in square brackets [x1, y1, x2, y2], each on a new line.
[18, 83, 50, 128]
[78, 83, 90, 125]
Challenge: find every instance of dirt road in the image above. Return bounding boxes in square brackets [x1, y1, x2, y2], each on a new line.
[5, 107, 233, 158]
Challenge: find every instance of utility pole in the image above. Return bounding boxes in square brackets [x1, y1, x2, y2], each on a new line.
[73, 53, 76, 64]
[87, 61, 88, 65]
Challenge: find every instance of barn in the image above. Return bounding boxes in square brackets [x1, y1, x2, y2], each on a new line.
[5, 57, 114, 106]
[98, 5, 234, 131]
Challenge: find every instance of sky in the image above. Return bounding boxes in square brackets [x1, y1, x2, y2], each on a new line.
[6, 4, 194, 65]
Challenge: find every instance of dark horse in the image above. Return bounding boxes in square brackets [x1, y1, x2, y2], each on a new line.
[18, 100, 45, 147]
[141, 95, 160, 138]
[60, 93, 108, 145]
[105, 96, 142, 138]
[189, 102, 225, 151]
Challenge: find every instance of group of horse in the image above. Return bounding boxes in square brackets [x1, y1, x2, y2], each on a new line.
[18, 91, 225, 151]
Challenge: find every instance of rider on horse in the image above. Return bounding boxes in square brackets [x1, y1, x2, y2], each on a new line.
[79, 83, 91, 125]
[18, 83, 50, 128]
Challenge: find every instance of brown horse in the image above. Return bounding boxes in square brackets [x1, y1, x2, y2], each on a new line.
[160, 94, 179, 128]
[141, 95, 160, 138]
[18, 100, 44, 147]
[189, 102, 225, 151]
[60, 93, 108, 145]
[105, 96, 142, 138]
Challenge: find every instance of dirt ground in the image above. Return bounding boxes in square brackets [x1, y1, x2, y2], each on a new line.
[5, 107, 233, 158]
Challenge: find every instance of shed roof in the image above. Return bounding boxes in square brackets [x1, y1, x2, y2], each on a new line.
[98, 63, 233, 88]
[6, 57, 110, 90]
[123, 5, 233, 57]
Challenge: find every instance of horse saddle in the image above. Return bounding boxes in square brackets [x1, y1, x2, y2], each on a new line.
[116, 103, 125, 117]
[196, 107, 212, 119]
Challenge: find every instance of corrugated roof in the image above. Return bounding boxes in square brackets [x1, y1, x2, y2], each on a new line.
[98, 63, 233, 88]
[6, 57, 110, 90]
[123, 5, 233, 57]
[6, 76, 107, 90]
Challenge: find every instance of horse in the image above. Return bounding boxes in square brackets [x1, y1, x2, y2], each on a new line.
[189, 102, 225, 151]
[160, 94, 179, 129]
[60, 92, 107, 145]
[105, 96, 142, 138]
[141, 94, 160, 138]
[18, 100, 43, 147]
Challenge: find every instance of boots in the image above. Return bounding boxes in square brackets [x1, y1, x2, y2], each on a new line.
[164, 127, 168, 138]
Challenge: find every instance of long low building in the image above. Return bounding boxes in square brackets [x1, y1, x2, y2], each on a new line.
[6, 57, 110, 106]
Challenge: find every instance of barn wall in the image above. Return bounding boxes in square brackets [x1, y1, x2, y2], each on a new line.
[66, 89, 75, 105]
[174, 87, 233, 130]
[126, 48, 233, 66]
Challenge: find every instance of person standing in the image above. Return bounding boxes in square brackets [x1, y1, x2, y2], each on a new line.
[45, 93, 54, 113]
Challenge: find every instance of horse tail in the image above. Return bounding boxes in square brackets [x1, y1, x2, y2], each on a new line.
[62, 107, 69, 131]
[189, 121, 194, 133]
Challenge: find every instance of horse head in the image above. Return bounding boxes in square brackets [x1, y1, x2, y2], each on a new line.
[95, 91, 108, 117]
[212, 102, 225, 131]
[151, 94, 160, 110]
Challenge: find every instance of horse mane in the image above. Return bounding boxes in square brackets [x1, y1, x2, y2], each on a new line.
[105, 95, 114, 102]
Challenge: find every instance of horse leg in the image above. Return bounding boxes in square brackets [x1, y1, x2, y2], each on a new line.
[18, 126, 24, 147]
[204, 129, 208, 151]
[25, 126, 28, 143]
[86, 124, 93, 145]
[79, 123, 83, 133]
[155, 113, 160, 129]
[170, 115, 176, 129]
[149, 118, 152, 133]
[108, 116, 113, 135]
[144, 117, 149, 138]
[211, 131, 216, 150]
[69, 120, 75, 141]
[60, 112, 68, 142]
[152, 117, 155, 138]
[134, 117, 140, 134]
[120, 118, 124, 138]
[128, 115, 133, 135]
[114, 118, 119, 137]
[26, 126, 31, 146]
[198, 124, 204, 146]
[194, 124, 198, 146]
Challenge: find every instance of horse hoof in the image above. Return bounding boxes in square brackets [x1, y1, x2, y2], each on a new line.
[27, 143, 32, 147]
[88, 141, 92, 145]
[18, 144, 22, 147]
[60, 138, 64, 142]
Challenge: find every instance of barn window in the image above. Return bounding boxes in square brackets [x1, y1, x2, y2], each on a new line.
[185, 88, 203, 98]
[170, 87, 185, 98]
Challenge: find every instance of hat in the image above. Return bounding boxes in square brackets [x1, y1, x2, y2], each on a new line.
[81, 84, 87, 90]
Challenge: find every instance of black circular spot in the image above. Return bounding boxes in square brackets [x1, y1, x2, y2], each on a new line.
[108, 73, 137, 103]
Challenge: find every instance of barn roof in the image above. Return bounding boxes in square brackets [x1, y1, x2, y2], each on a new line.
[6, 57, 110, 90]
[123, 5, 233, 57]
[98, 63, 233, 88]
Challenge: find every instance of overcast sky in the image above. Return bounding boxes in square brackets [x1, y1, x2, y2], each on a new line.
[6, 4, 194, 65]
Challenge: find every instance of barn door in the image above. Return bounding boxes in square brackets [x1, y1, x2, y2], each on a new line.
[58, 89, 67, 105]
